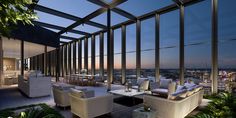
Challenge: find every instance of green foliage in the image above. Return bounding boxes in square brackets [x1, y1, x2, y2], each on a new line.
[0, 110, 15, 118]
[0, 103, 64, 118]
[188, 92, 236, 118]
[0, 0, 38, 37]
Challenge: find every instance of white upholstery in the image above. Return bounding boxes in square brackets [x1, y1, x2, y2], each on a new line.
[144, 89, 203, 118]
[132, 78, 150, 91]
[52, 83, 75, 107]
[69, 93, 113, 118]
[18, 75, 51, 97]
[151, 82, 176, 97]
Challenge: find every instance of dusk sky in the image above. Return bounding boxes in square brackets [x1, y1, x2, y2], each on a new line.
[36, 0, 236, 69]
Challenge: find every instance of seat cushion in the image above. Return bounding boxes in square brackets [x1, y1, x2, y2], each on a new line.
[151, 88, 168, 95]
[70, 88, 95, 98]
[149, 82, 159, 90]
[160, 79, 172, 89]
[169, 89, 188, 100]
[137, 78, 148, 85]
[53, 83, 75, 91]
[70, 88, 83, 98]
[83, 90, 95, 98]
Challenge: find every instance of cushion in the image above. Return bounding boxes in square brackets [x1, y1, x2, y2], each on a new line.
[70, 88, 95, 98]
[53, 83, 75, 91]
[160, 79, 172, 89]
[176, 85, 185, 91]
[70, 88, 83, 98]
[184, 83, 196, 89]
[140, 80, 149, 90]
[149, 82, 159, 90]
[151, 88, 168, 95]
[82, 90, 95, 98]
[137, 78, 148, 85]
[194, 85, 203, 93]
[169, 89, 188, 100]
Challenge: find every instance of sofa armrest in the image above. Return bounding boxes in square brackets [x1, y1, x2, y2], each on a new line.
[69, 94, 113, 118]
[84, 94, 113, 114]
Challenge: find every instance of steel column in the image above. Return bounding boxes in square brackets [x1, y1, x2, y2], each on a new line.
[91, 35, 96, 75]
[56, 48, 60, 81]
[211, 0, 218, 94]
[21, 40, 24, 76]
[99, 33, 104, 80]
[0, 38, 3, 86]
[136, 20, 141, 78]
[78, 40, 82, 73]
[107, 8, 111, 91]
[179, 5, 185, 85]
[155, 14, 160, 83]
[84, 38, 88, 72]
[121, 25, 126, 84]
[44, 46, 47, 75]
[64, 45, 68, 75]
[73, 42, 77, 74]
[68, 43, 72, 74]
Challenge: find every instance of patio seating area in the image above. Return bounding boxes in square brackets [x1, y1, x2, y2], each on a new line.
[1, 0, 236, 118]
[0, 79, 209, 118]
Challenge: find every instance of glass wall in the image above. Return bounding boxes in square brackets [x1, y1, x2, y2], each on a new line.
[88, 38, 91, 74]
[218, 0, 236, 91]
[126, 24, 136, 79]
[185, 0, 211, 84]
[113, 28, 122, 83]
[141, 17, 155, 80]
[95, 35, 100, 74]
[160, 10, 179, 81]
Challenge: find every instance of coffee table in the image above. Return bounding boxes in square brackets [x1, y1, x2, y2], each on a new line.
[109, 89, 145, 97]
[109, 89, 145, 107]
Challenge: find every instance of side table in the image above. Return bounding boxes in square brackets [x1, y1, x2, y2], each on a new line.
[132, 107, 156, 118]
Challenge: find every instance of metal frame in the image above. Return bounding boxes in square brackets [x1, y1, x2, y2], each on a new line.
[29, 0, 222, 94]
[155, 14, 160, 83]
[58, 0, 127, 35]
[99, 32, 104, 80]
[121, 25, 126, 84]
[212, 0, 218, 93]
[179, 4, 185, 85]
[136, 20, 141, 78]
[91, 35, 96, 75]
[34, 4, 106, 29]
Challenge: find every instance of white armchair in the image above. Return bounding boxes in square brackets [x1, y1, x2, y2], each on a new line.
[69, 90, 113, 118]
[52, 83, 76, 108]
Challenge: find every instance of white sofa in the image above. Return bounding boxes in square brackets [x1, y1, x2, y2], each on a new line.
[143, 89, 203, 118]
[18, 71, 51, 97]
[69, 89, 113, 118]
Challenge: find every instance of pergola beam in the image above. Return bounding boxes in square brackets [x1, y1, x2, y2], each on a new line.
[58, 0, 127, 35]
[32, 21, 91, 35]
[112, 8, 137, 20]
[60, 35, 78, 41]
[88, 0, 136, 20]
[172, 0, 184, 7]
[34, 5, 107, 29]
[60, 41, 67, 43]
[58, 8, 107, 35]
[60, 0, 203, 47]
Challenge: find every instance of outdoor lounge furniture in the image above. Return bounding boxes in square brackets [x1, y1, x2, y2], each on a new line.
[132, 78, 150, 91]
[69, 89, 113, 118]
[144, 88, 203, 118]
[150, 79, 176, 97]
[52, 83, 76, 108]
[18, 70, 51, 97]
